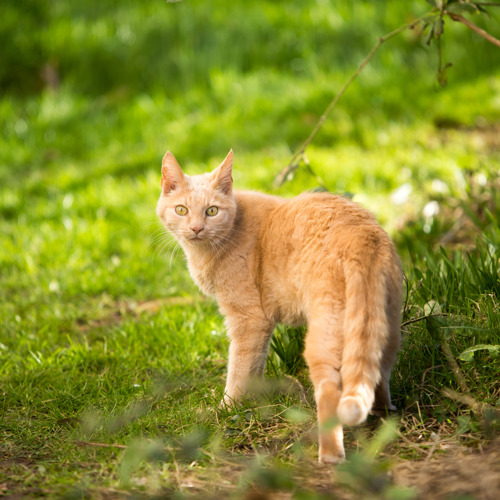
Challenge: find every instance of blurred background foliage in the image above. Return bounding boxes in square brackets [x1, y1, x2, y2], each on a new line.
[2, 0, 500, 166]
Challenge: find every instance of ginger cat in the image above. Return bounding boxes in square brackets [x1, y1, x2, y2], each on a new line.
[156, 150, 402, 464]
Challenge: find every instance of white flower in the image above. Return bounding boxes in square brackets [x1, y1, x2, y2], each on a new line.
[390, 183, 412, 205]
[423, 201, 440, 219]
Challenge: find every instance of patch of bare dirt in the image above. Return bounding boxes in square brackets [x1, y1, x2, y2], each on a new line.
[75, 295, 207, 333]
[394, 439, 500, 500]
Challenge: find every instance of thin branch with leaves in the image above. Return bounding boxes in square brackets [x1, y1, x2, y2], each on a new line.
[276, 0, 500, 187]
[274, 12, 435, 186]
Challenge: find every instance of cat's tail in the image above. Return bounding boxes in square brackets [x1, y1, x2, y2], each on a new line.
[337, 250, 392, 427]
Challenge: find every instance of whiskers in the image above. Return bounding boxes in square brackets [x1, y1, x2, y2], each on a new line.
[148, 219, 182, 268]
[149, 218, 242, 269]
[208, 238, 226, 260]
[168, 241, 183, 269]
[206, 232, 243, 265]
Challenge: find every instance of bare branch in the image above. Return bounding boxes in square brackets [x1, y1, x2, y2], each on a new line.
[401, 313, 447, 328]
[447, 12, 500, 48]
[441, 388, 494, 414]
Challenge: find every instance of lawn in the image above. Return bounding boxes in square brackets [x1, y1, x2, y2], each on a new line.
[1, 1, 499, 498]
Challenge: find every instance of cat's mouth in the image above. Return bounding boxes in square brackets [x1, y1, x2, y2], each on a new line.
[187, 235, 205, 242]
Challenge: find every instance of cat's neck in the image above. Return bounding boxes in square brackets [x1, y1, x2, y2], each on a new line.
[182, 238, 230, 263]
[181, 234, 235, 296]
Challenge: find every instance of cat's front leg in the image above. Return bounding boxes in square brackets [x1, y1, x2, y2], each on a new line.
[222, 314, 274, 406]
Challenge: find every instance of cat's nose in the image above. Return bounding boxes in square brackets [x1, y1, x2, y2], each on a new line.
[190, 224, 204, 235]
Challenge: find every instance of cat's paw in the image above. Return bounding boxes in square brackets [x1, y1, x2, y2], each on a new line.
[218, 394, 238, 409]
[318, 452, 345, 465]
[370, 404, 398, 417]
[318, 441, 345, 465]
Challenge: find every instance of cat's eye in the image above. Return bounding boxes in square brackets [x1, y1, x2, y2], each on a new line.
[206, 206, 218, 216]
[175, 205, 188, 216]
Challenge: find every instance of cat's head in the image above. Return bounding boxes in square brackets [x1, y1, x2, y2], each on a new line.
[156, 150, 237, 246]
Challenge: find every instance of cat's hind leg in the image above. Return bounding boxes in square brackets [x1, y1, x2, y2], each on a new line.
[372, 372, 397, 416]
[372, 336, 399, 415]
[373, 288, 401, 416]
[303, 310, 345, 464]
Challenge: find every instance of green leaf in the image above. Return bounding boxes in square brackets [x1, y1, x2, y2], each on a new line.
[424, 300, 442, 315]
[425, 23, 436, 45]
[284, 407, 311, 424]
[447, 2, 480, 15]
[456, 415, 471, 435]
[310, 185, 330, 193]
[476, 4, 491, 17]
[434, 17, 444, 37]
[366, 419, 398, 457]
[459, 344, 500, 362]
[437, 62, 453, 87]
[425, 315, 448, 340]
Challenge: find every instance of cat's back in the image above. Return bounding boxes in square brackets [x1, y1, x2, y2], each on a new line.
[263, 191, 381, 244]
[260, 191, 398, 285]
[234, 190, 388, 255]
[234, 190, 285, 212]
[284, 191, 376, 221]
[235, 190, 376, 228]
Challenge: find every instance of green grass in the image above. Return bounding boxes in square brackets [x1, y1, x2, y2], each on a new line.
[1, 0, 500, 497]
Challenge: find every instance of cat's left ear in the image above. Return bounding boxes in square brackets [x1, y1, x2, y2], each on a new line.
[161, 151, 186, 194]
[211, 150, 233, 194]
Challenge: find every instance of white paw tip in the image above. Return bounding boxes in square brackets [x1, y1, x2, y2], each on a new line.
[319, 453, 345, 465]
[337, 396, 367, 426]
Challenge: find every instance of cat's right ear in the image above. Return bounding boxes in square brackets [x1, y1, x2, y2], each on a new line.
[211, 150, 233, 195]
[161, 152, 185, 194]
